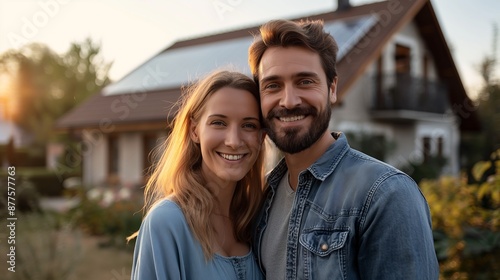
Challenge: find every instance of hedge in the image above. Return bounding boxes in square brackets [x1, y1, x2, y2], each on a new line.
[0, 167, 80, 197]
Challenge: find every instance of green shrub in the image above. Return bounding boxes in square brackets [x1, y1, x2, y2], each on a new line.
[0, 178, 41, 217]
[67, 186, 143, 249]
[402, 155, 447, 184]
[420, 150, 500, 279]
[0, 146, 46, 167]
[344, 132, 396, 161]
[0, 168, 80, 197]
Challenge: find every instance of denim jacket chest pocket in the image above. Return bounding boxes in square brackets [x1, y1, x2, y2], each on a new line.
[297, 227, 350, 279]
[299, 229, 348, 257]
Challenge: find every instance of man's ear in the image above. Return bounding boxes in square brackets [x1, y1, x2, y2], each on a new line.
[190, 120, 199, 143]
[329, 77, 338, 105]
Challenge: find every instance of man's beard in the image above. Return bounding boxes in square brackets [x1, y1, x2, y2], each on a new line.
[264, 104, 331, 154]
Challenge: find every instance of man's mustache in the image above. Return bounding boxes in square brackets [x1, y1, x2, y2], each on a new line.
[266, 106, 317, 120]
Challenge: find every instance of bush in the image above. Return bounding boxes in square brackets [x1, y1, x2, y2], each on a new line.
[402, 155, 447, 184]
[67, 184, 143, 249]
[0, 146, 46, 167]
[0, 168, 80, 197]
[345, 132, 395, 161]
[0, 178, 41, 217]
[420, 150, 500, 279]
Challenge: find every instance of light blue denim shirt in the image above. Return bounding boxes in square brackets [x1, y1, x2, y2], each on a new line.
[253, 132, 439, 279]
[132, 199, 263, 280]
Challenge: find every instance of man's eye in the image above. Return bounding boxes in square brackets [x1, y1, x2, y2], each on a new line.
[299, 79, 314, 85]
[264, 83, 279, 90]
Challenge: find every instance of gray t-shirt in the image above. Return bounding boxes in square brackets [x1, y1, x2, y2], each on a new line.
[261, 172, 296, 279]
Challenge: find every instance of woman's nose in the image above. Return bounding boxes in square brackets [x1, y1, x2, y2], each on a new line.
[225, 126, 243, 149]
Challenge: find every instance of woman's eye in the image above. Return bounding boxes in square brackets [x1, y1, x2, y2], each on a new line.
[211, 120, 225, 126]
[243, 123, 258, 129]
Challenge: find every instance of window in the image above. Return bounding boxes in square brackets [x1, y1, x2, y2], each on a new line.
[422, 136, 431, 163]
[437, 137, 444, 158]
[108, 134, 119, 175]
[395, 44, 411, 75]
[421, 136, 445, 163]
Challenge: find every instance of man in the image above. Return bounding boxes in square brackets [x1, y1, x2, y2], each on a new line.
[248, 19, 439, 279]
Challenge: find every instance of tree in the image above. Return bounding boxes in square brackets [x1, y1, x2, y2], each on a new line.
[477, 58, 500, 158]
[0, 38, 112, 146]
[461, 24, 500, 175]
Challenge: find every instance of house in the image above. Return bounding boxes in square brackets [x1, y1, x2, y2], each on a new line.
[56, 0, 479, 188]
[0, 97, 32, 165]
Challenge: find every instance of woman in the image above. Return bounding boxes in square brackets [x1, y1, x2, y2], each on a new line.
[130, 70, 266, 279]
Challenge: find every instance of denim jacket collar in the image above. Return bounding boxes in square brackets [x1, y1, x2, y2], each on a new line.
[267, 132, 347, 188]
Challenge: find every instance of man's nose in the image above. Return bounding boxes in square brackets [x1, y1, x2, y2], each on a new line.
[279, 85, 301, 109]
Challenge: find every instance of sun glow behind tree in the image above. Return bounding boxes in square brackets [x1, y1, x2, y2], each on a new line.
[0, 38, 111, 145]
[0, 71, 18, 121]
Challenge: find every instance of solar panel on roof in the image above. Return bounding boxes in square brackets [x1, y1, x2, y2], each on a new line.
[102, 37, 254, 96]
[326, 15, 379, 59]
[102, 15, 379, 96]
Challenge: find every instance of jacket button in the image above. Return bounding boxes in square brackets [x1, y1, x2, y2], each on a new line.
[321, 244, 328, 251]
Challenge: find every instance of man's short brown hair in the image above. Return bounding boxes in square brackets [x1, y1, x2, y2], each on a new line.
[248, 19, 339, 86]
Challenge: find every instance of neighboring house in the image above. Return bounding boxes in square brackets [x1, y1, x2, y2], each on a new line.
[0, 98, 34, 167]
[56, 0, 479, 188]
[0, 99, 31, 148]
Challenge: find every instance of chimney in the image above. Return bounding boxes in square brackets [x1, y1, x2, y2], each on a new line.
[337, 0, 351, 11]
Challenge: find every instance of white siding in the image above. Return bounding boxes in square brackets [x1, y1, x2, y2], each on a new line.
[386, 124, 417, 168]
[82, 129, 107, 186]
[119, 133, 144, 186]
[331, 74, 373, 125]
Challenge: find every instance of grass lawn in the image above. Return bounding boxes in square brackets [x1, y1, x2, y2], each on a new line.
[2, 228, 134, 280]
[73, 235, 134, 280]
[1, 182, 146, 280]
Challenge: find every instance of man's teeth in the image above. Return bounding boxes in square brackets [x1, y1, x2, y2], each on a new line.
[279, 115, 305, 122]
[220, 153, 244, 161]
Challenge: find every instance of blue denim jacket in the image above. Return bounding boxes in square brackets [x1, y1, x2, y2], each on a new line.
[253, 132, 439, 279]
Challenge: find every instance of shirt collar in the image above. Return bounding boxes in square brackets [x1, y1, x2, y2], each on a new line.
[267, 131, 349, 187]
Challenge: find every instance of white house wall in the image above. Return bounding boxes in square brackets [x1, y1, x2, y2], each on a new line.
[118, 133, 144, 186]
[449, 120, 460, 175]
[386, 124, 417, 168]
[332, 73, 373, 124]
[82, 129, 107, 186]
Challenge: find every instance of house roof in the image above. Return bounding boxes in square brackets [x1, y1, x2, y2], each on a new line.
[55, 88, 181, 131]
[56, 0, 479, 132]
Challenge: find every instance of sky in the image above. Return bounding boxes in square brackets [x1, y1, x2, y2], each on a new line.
[1, 0, 499, 99]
